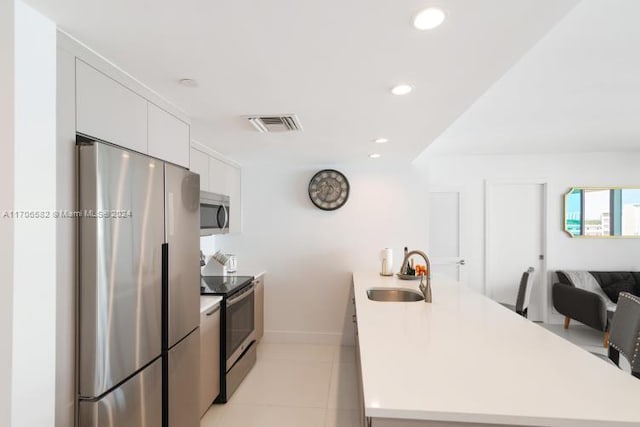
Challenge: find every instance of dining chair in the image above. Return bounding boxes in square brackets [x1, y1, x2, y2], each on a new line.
[500, 267, 535, 318]
[596, 292, 640, 379]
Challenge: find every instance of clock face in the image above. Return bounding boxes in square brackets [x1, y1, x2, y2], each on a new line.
[308, 169, 350, 211]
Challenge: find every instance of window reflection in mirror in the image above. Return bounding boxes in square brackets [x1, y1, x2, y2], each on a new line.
[584, 189, 609, 236]
[564, 188, 640, 238]
[622, 189, 640, 236]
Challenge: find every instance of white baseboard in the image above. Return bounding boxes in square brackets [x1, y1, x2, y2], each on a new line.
[262, 330, 352, 346]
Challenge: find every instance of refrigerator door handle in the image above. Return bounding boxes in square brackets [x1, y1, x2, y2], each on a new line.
[162, 243, 169, 352]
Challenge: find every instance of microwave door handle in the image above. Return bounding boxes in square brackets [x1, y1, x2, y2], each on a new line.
[223, 205, 229, 230]
[227, 285, 254, 307]
[216, 205, 225, 229]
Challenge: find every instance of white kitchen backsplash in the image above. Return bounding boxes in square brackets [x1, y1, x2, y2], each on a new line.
[200, 235, 217, 255]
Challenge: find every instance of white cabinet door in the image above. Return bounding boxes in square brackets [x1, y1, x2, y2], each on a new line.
[208, 156, 231, 196]
[76, 59, 147, 153]
[189, 148, 209, 191]
[148, 103, 189, 167]
[208, 155, 242, 233]
[199, 303, 220, 417]
[228, 165, 242, 233]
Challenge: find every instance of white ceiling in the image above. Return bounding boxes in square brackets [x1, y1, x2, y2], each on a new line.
[427, 0, 640, 156]
[27, 0, 579, 163]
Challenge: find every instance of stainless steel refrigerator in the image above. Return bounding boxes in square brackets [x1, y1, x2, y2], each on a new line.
[77, 138, 200, 427]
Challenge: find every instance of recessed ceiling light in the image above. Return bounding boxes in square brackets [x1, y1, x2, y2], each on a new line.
[413, 7, 446, 30]
[373, 138, 388, 144]
[369, 153, 381, 159]
[179, 78, 198, 88]
[391, 84, 413, 96]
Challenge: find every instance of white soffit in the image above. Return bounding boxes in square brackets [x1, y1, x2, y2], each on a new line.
[27, 0, 579, 163]
[428, 0, 640, 156]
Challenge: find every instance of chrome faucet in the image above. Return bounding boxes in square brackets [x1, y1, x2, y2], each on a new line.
[400, 250, 432, 303]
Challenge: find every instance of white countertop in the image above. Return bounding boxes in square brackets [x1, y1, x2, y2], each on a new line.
[200, 295, 222, 314]
[352, 272, 640, 426]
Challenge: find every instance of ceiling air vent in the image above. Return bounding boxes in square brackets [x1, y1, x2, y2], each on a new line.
[244, 114, 303, 133]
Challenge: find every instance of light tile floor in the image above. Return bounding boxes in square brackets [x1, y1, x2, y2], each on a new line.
[540, 322, 637, 371]
[201, 343, 359, 427]
[539, 322, 607, 355]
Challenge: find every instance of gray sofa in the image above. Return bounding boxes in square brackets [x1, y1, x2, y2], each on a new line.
[552, 271, 640, 346]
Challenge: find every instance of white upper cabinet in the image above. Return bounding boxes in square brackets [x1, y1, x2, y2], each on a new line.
[190, 143, 242, 233]
[148, 103, 189, 168]
[206, 155, 242, 233]
[208, 156, 232, 196]
[76, 59, 147, 153]
[189, 148, 209, 191]
[228, 165, 241, 233]
[76, 58, 190, 167]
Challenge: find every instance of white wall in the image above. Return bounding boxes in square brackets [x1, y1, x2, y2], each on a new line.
[216, 160, 428, 344]
[0, 1, 16, 425]
[11, 2, 57, 427]
[200, 234, 217, 255]
[55, 35, 77, 427]
[422, 151, 640, 322]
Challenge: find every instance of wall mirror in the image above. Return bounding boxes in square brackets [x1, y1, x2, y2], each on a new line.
[564, 187, 640, 238]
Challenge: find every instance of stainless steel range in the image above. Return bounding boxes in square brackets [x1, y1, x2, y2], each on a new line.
[201, 275, 256, 402]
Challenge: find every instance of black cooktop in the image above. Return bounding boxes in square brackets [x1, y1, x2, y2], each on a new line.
[201, 275, 254, 296]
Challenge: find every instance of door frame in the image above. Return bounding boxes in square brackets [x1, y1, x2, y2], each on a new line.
[429, 186, 466, 284]
[484, 179, 549, 322]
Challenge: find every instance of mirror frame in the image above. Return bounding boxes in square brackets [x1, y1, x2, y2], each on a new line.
[563, 187, 640, 238]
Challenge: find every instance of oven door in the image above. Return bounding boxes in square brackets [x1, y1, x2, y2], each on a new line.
[226, 284, 255, 370]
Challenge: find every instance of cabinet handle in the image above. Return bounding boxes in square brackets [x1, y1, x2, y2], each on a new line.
[205, 306, 220, 316]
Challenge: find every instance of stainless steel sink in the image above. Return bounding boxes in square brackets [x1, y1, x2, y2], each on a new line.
[366, 288, 425, 302]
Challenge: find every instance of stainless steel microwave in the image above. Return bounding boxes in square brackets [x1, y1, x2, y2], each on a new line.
[200, 191, 230, 235]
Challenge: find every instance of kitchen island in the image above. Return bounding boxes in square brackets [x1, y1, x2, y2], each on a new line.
[352, 272, 640, 427]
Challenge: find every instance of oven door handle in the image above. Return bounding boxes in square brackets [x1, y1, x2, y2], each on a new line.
[227, 284, 254, 307]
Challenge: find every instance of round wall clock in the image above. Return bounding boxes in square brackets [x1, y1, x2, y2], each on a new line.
[308, 169, 350, 211]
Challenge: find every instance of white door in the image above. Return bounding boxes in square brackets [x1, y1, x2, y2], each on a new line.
[486, 182, 546, 321]
[429, 191, 466, 283]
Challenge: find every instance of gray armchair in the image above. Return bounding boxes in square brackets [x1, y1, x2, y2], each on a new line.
[552, 271, 625, 347]
[552, 280, 610, 330]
